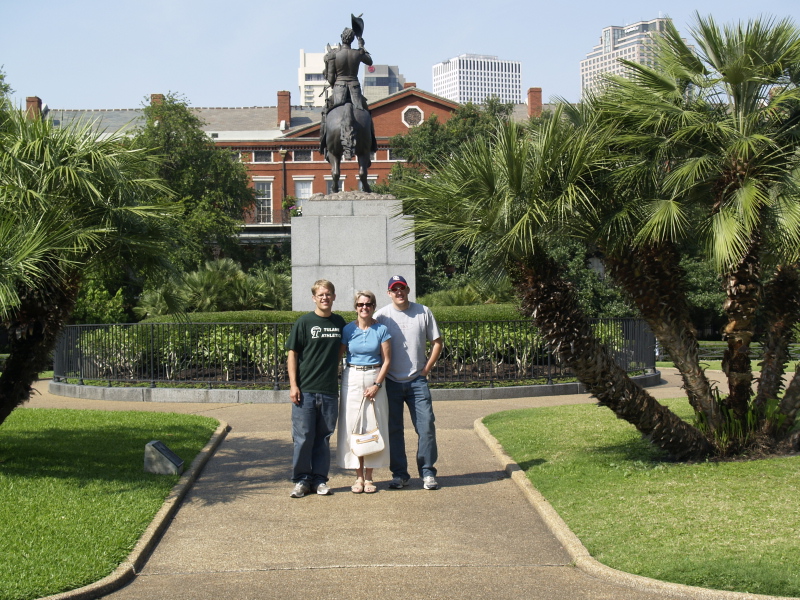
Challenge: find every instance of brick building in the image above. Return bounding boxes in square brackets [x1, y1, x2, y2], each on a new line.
[29, 85, 545, 245]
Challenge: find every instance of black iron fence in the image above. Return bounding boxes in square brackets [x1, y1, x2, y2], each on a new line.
[53, 318, 656, 389]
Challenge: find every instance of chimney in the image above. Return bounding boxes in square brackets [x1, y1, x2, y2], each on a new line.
[277, 91, 291, 130]
[527, 87, 542, 118]
[403, 82, 416, 89]
[151, 93, 165, 105]
[26, 96, 42, 120]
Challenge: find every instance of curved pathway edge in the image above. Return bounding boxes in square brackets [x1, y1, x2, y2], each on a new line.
[39, 420, 230, 600]
[473, 418, 798, 600]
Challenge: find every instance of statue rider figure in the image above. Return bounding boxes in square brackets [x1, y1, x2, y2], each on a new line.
[319, 18, 378, 157]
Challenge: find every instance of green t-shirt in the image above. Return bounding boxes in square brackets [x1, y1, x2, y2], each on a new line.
[286, 311, 346, 395]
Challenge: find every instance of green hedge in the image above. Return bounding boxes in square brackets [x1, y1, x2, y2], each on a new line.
[141, 304, 523, 324]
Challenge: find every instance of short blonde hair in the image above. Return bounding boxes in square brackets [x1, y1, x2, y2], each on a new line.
[353, 290, 376, 309]
[312, 279, 335, 295]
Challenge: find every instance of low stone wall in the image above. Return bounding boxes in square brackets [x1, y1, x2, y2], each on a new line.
[48, 371, 661, 404]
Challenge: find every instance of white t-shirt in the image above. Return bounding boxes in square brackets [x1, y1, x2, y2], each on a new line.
[374, 302, 442, 383]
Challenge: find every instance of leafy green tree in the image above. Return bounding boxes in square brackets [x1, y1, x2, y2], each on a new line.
[0, 66, 11, 98]
[0, 102, 179, 425]
[70, 280, 127, 324]
[388, 97, 514, 171]
[132, 93, 254, 270]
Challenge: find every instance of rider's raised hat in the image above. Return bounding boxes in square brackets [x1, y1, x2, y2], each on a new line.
[387, 275, 408, 290]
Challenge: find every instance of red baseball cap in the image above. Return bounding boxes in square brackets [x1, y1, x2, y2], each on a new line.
[387, 275, 408, 290]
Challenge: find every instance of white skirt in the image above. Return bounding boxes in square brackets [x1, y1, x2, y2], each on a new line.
[337, 366, 390, 469]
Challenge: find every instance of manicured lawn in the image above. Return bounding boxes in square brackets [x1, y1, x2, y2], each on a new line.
[484, 400, 800, 597]
[0, 408, 219, 600]
[656, 360, 799, 372]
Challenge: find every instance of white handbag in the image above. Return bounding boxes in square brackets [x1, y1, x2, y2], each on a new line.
[350, 396, 385, 457]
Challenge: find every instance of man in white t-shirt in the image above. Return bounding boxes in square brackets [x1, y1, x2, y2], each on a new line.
[374, 275, 443, 490]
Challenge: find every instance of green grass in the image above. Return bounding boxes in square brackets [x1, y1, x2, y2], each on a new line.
[484, 400, 800, 597]
[0, 409, 219, 600]
[656, 360, 799, 372]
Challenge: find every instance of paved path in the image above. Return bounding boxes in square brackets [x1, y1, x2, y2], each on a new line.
[29, 371, 753, 600]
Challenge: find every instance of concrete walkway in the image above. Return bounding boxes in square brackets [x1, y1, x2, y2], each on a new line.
[28, 370, 780, 600]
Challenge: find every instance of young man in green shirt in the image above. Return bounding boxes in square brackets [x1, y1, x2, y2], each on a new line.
[287, 279, 346, 498]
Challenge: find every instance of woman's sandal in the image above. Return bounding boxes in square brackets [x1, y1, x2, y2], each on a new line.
[351, 478, 364, 493]
[364, 480, 377, 493]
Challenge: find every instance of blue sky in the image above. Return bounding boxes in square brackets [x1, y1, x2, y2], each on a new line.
[2, 0, 798, 110]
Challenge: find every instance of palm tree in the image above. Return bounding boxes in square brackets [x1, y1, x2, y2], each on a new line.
[559, 101, 724, 429]
[598, 14, 800, 442]
[401, 111, 712, 459]
[0, 102, 180, 425]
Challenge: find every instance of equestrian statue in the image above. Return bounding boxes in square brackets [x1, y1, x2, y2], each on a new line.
[319, 14, 378, 193]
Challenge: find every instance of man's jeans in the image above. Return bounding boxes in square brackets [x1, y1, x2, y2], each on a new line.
[291, 392, 338, 485]
[385, 376, 438, 479]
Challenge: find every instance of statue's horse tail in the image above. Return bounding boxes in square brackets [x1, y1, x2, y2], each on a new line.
[340, 104, 356, 160]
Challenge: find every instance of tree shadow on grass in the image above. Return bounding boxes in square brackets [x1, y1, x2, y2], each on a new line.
[588, 437, 675, 464]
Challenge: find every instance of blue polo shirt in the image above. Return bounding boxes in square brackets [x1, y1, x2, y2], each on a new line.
[342, 322, 391, 366]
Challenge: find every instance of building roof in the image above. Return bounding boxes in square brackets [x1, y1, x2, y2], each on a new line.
[46, 108, 145, 135]
[42, 88, 544, 140]
[46, 103, 324, 141]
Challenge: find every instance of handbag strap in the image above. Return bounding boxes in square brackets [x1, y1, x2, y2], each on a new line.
[351, 395, 377, 435]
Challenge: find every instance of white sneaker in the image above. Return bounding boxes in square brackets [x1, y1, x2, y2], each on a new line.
[290, 481, 311, 498]
[388, 476, 410, 489]
[423, 476, 439, 490]
[315, 482, 331, 495]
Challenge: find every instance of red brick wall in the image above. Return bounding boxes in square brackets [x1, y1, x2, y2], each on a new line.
[220, 91, 459, 225]
[372, 96, 454, 137]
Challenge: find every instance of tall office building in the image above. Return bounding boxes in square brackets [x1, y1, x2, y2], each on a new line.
[299, 49, 406, 107]
[432, 54, 522, 104]
[362, 64, 406, 102]
[580, 17, 670, 97]
[298, 49, 327, 107]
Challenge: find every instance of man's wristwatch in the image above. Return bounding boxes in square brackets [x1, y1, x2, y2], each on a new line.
[374, 382, 382, 388]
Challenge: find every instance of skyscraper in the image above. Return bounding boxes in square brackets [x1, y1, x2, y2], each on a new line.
[362, 64, 407, 103]
[580, 17, 671, 97]
[298, 49, 327, 108]
[432, 54, 522, 104]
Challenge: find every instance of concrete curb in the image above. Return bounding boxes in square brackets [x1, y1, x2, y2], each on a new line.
[40, 420, 230, 600]
[48, 371, 662, 403]
[473, 418, 797, 600]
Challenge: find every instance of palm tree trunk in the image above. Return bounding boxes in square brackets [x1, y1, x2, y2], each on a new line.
[754, 263, 800, 411]
[0, 278, 79, 426]
[721, 243, 761, 422]
[514, 258, 713, 460]
[777, 365, 800, 437]
[604, 243, 722, 429]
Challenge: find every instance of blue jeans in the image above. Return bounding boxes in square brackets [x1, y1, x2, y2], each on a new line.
[291, 392, 339, 485]
[385, 376, 437, 479]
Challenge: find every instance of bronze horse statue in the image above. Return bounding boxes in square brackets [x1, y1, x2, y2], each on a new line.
[321, 17, 376, 193]
[324, 102, 373, 193]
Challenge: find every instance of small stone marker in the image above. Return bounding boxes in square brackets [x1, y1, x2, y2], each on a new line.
[144, 440, 185, 475]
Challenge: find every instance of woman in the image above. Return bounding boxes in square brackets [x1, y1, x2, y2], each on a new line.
[337, 290, 392, 493]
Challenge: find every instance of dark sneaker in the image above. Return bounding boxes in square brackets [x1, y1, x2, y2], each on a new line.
[423, 476, 439, 490]
[315, 482, 331, 495]
[290, 481, 311, 498]
[388, 476, 410, 489]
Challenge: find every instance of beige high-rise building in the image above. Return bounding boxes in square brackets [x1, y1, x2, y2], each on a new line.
[298, 49, 328, 107]
[580, 17, 671, 97]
